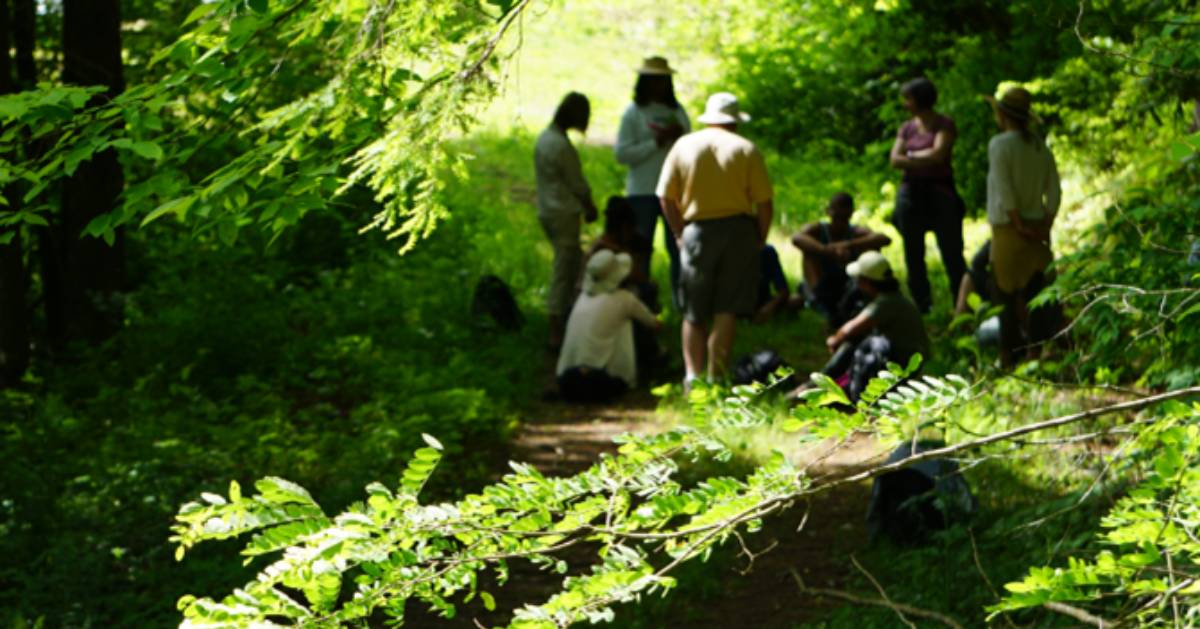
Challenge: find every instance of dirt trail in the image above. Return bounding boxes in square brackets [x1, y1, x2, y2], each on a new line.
[408, 380, 884, 628]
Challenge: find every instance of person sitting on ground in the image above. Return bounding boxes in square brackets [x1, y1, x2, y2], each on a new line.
[584, 197, 663, 367]
[790, 192, 891, 327]
[753, 244, 791, 324]
[815, 251, 930, 402]
[556, 250, 662, 403]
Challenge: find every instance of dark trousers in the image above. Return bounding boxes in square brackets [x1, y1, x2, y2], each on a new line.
[993, 271, 1062, 360]
[558, 367, 628, 404]
[821, 335, 895, 403]
[893, 183, 967, 312]
[628, 195, 681, 309]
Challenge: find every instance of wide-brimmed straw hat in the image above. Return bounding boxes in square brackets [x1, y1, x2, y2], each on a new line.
[847, 251, 892, 282]
[583, 250, 632, 295]
[697, 92, 751, 125]
[637, 56, 675, 76]
[984, 87, 1042, 125]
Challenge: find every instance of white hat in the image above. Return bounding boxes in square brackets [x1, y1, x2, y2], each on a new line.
[697, 92, 751, 125]
[583, 250, 632, 295]
[846, 251, 892, 282]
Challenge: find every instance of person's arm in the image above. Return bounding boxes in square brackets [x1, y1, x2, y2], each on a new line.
[1043, 149, 1062, 230]
[625, 292, 662, 331]
[755, 199, 774, 243]
[845, 226, 892, 253]
[614, 106, 659, 167]
[662, 197, 685, 245]
[826, 309, 875, 353]
[561, 142, 597, 222]
[955, 273, 976, 315]
[888, 126, 908, 171]
[903, 126, 956, 167]
[790, 223, 829, 257]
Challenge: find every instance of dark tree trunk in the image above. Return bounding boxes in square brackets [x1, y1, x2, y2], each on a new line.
[11, 0, 33, 88]
[0, 0, 31, 386]
[44, 0, 125, 349]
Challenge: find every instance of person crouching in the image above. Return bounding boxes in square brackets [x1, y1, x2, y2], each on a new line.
[556, 250, 662, 403]
[819, 251, 930, 402]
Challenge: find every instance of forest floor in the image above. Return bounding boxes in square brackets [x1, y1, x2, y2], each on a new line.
[408, 354, 886, 629]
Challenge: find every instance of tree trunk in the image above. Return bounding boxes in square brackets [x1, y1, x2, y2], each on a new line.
[45, 0, 125, 349]
[0, 0, 31, 386]
[11, 0, 33, 88]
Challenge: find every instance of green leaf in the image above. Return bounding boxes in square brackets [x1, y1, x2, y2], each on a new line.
[184, 2, 218, 25]
[247, 0, 269, 14]
[129, 141, 164, 161]
[255, 477, 317, 506]
[141, 196, 195, 227]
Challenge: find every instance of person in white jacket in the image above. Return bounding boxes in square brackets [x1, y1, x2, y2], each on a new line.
[556, 250, 662, 403]
[614, 57, 690, 306]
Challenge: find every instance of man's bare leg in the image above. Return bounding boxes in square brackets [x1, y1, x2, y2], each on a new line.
[682, 320, 708, 384]
[707, 313, 737, 380]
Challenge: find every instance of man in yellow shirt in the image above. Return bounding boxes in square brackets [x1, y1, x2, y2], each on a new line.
[657, 92, 774, 385]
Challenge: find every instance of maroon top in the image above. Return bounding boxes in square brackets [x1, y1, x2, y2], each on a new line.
[898, 114, 956, 182]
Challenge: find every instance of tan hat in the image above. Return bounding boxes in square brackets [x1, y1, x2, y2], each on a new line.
[984, 87, 1041, 124]
[583, 250, 632, 295]
[637, 56, 675, 76]
[697, 92, 751, 125]
[846, 251, 892, 282]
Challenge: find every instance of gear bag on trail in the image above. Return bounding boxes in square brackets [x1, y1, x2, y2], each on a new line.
[731, 350, 797, 390]
[866, 440, 977, 545]
[471, 274, 524, 331]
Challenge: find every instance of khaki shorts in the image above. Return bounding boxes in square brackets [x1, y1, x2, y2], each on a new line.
[991, 223, 1052, 295]
[678, 215, 760, 323]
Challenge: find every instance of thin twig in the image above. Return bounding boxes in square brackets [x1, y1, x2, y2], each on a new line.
[851, 554, 917, 629]
[790, 568, 965, 629]
[1044, 601, 1112, 627]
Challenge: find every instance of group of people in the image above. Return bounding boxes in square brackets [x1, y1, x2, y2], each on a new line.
[535, 58, 1061, 403]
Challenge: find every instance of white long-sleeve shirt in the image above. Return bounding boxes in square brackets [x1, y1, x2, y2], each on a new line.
[614, 102, 691, 196]
[556, 289, 657, 386]
[535, 126, 591, 218]
[986, 130, 1061, 225]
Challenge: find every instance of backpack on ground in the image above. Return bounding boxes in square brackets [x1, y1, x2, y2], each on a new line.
[471, 274, 524, 331]
[866, 440, 977, 545]
[731, 350, 796, 390]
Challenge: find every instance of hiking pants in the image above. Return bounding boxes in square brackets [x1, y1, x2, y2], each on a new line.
[893, 182, 967, 312]
[539, 212, 582, 317]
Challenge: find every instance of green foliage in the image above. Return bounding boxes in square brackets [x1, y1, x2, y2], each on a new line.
[992, 402, 1200, 625]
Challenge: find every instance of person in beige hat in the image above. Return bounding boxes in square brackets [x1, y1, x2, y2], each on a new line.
[556, 250, 662, 402]
[615, 56, 691, 304]
[657, 91, 773, 386]
[984, 85, 1061, 366]
[807, 250, 929, 402]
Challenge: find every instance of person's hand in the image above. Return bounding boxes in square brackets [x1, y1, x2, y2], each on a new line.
[654, 123, 684, 148]
[827, 242, 853, 263]
[825, 334, 840, 353]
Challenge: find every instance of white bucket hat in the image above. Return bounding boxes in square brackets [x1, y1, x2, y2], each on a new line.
[583, 250, 632, 295]
[697, 92, 751, 125]
[846, 251, 892, 282]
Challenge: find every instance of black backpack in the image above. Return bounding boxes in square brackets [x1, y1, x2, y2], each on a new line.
[731, 350, 796, 390]
[866, 440, 977, 545]
[471, 275, 524, 331]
